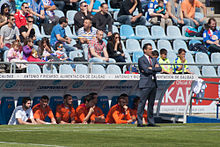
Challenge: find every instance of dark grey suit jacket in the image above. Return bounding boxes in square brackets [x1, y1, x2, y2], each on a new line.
[138, 55, 162, 89]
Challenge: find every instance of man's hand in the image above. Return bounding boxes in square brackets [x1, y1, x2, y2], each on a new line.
[89, 106, 95, 113]
[193, 19, 199, 26]
[107, 32, 112, 37]
[199, 17, 206, 23]
[155, 64, 159, 68]
[148, 67, 152, 70]
[127, 119, 133, 124]
[123, 105, 128, 111]
[102, 57, 109, 61]
[131, 16, 137, 23]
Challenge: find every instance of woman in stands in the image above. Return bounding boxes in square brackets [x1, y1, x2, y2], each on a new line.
[107, 33, 126, 63]
[23, 38, 45, 63]
[0, 3, 10, 28]
[38, 37, 59, 61]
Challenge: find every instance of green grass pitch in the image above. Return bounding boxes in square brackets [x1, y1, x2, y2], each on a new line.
[0, 123, 219, 147]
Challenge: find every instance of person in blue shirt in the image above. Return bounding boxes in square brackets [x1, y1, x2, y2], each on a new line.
[147, 0, 172, 30]
[27, 0, 45, 24]
[85, 0, 101, 15]
[203, 17, 220, 53]
[50, 17, 77, 56]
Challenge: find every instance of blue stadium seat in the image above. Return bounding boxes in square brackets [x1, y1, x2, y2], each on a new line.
[151, 26, 168, 40]
[120, 25, 143, 40]
[111, 96, 118, 107]
[49, 96, 63, 114]
[173, 39, 193, 54]
[32, 96, 41, 107]
[27, 64, 41, 74]
[141, 40, 157, 50]
[40, 26, 51, 38]
[91, 65, 106, 74]
[211, 53, 220, 64]
[33, 24, 45, 40]
[75, 64, 88, 74]
[126, 39, 142, 53]
[135, 25, 153, 39]
[65, 25, 78, 39]
[188, 66, 201, 76]
[66, 10, 77, 25]
[112, 25, 119, 33]
[167, 26, 188, 40]
[113, 11, 120, 25]
[0, 97, 15, 124]
[97, 96, 109, 116]
[17, 96, 30, 106]
[217, 66, 220, 76]
[185, 52, 195, 64]
[195, 52, 210, 64]
[43, 64, 58, 74]
[54, 10, 65, 18]
[106, 65, 122, 74]
[198, 26, 203, 32]
[59, 64, 74, 74]
[195, 12, 204, 20]
[157, 40, 173, 52]
[167, 52, 177, 63]
[202, 66, 217, 77]
[133, 51, 144, 63]
[4, 50, 9, 62]
[124, 51, 132, 63]
[72, 96, 78, 109]
[189, 39, 202, 46]
[69, 50, 83, 61]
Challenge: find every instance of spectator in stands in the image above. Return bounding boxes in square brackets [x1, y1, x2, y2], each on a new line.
[15, 0, 28, 10]
[19, 16, 36, 43]
[89, 92, 105, 123]
[0, 0, 16, 14]
[152, 50, 159, 58]
[106, 95, 133, 124]
[42, 0, 59, 24]
[148, 0, 172, 30]
[130, 96, 147, 124]
[75, 94, 102, 124]
[0, 15, 20, 52]
[181, 0, 207, 27]
[14, 2, 30, 29]
[32, 95, 57, 124]
[117, 0, 146, 26]
[203, 18, 220, 52]
[88, 30, 115, 63]
[107, 33, 126, 63]
[23, 38, 45, 62]
[56, 94, 76, 124]
[74, 2, 93, 33]
[174, 48, 192, 74]
[50, 17, 76, 56]
[8, 97, 37, 125]
[0, 3, 10, 28]
[38, 37, 59, 61]
[27, 0, 45, 25]
[54, 41, 69, 61]
[85, 0, 101, 15]
[93, 3, 112, 37]
[7, 40, 27, 69]
[158, 48, 173, 74]
[167, 0, 185, 26]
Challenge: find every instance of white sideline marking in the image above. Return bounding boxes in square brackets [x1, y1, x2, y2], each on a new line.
[0, 141, 66, 147]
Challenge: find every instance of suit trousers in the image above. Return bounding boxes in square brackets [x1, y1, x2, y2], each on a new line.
[137, 86, 157, 125]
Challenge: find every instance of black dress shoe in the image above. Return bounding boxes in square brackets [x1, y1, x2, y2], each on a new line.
[146, 124, 160, 127]
[137, 124, 147, 127]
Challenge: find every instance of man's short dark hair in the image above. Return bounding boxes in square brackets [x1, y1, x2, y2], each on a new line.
[84, 18, 92, 23]
[208, 17, 216, 25]
[7, 14, 14, 20]
[27, 16, 34, 20]
[117, 95, 126, 103]
[120, 93, 128, 97]
[21, 2, 28, 7]
[59, 17, 67, 24]
[41, 95, 49, 101]
[89, 92, 98, 98]
[101, 3, 107, 7]
[64, 94, 72, 99]
[158, 0, 164, 4]
[178, 48, 186, 54]
[85, 95, 95, 103]
[22, 97, 31, 105]
[160, 48, 167, 55]
[143, 43, 152, 50]
[80, 1, 87, 6]
[152, 50, 159, 57]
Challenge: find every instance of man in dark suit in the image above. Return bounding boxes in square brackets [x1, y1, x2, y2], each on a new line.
[137, 43, 162, 127]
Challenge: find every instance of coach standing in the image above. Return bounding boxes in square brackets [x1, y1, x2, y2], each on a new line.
[137, 43, 161, 127]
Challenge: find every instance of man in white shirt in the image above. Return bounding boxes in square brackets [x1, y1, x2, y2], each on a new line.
[8, 97, 37, 125]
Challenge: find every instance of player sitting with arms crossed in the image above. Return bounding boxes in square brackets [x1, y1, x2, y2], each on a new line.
[32, 95, 57, 124]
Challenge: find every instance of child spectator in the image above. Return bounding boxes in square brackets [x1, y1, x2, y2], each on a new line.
[7, 40, 27, 69]
[152, 50, 159, 58]
[174, 48, 192, 74]
[54, 41, 69, 61]
[158, 48, 173, 74]
[155, 0, 166, 22]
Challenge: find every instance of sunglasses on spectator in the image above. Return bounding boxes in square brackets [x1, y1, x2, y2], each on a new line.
[58, 45, 63, 48]
[82, 5, 88, 7]
[24, 7, 29, 9]
[115, 37, 120, 39]
[11, 18, 15, 21]
[28, 20, 33, 23]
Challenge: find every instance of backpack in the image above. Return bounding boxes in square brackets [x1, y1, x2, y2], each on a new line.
[188, 43, 209, 54]
[185, 27, 198, 37]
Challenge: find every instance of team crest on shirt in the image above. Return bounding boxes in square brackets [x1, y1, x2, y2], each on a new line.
[211, 35, 218, 40]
